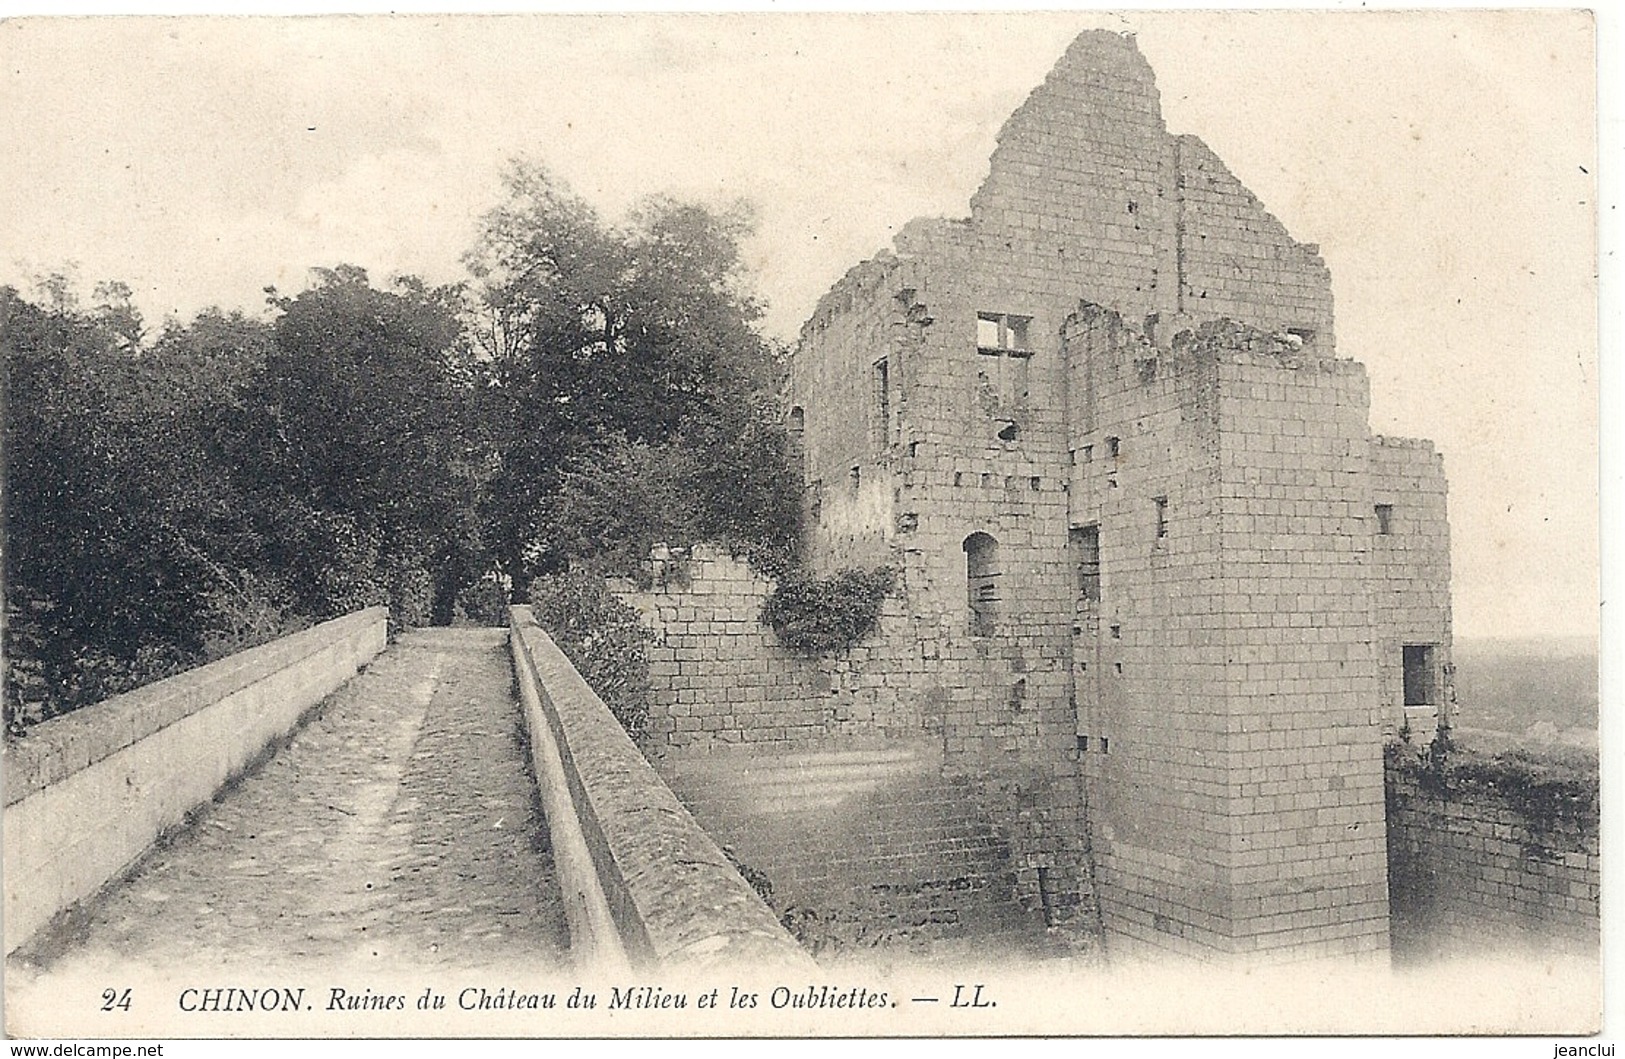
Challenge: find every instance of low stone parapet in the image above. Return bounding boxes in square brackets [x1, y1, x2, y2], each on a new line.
[508, 605, 816, 972]
[3, 607, 388, 954]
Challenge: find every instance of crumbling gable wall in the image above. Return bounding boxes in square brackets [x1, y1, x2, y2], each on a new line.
[1173, 136, 1336, 349]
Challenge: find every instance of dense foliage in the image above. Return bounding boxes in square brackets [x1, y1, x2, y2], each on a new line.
[760, 566, 896, 656]
[526, 572, 654, 744]
[3, 164, 806, 732]
[468, 163, 802, 589]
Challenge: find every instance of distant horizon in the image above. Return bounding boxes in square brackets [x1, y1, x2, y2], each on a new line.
[1453, 633, 1599, 653]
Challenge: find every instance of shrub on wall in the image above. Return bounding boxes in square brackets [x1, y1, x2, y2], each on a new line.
[528, 571, 654, 744]
[760, 566, 896, 656]
[454, 577, 510, 626]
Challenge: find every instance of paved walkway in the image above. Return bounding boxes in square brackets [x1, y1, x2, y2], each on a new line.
[10, 628, 569, 976]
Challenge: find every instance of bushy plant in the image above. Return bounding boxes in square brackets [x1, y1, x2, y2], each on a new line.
[760, 566, 896, 656]
[527, 571, 653, 743]
[387, 563, 435, 631]
[455, 577, 510, 626]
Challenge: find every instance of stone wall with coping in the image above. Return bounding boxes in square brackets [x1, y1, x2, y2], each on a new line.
[2, 607, 388, 954]
[508, 606, 816, 972]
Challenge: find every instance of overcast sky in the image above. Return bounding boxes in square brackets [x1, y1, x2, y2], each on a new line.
[0, 10, 1599, 641]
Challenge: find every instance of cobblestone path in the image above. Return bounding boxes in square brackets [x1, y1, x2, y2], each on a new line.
[10, 628, 569, 977]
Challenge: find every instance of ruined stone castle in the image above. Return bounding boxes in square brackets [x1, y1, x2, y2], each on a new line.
[631, 30, 1453, 963]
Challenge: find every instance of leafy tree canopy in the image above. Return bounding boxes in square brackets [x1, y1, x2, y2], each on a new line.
[3, 162, 805, 728]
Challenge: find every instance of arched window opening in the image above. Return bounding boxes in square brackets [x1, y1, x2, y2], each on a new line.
[964, 532, 1001, 636]
[789, 406, 805, 438]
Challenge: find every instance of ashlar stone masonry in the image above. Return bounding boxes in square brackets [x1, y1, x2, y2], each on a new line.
[639, 30, 1452, 963]
[787, 30, 1451, 962]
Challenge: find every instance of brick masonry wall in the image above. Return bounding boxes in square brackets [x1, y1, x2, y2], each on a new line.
[617, 549, 930, 753]
[1174, 136, 1335, 350]
[1210, 346, 1390, 959]
[1065, 308, 1237, 959]
[778, 30, 1457, 962]
[1061, 311, 1390, 961]
[1386, 751, 1599, 960]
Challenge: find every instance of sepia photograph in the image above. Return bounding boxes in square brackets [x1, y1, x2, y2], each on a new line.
[0, 7, 1606, 1046]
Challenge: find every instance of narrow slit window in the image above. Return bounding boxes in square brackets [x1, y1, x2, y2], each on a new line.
[1154, 496, 1168, 539]
[872, 358, 890, 448]
[1375, 504, 1394, 535]
[1072, 524, 1101, 603]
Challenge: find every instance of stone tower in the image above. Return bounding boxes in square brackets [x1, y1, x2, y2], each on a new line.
[789, 30, 1452, 960]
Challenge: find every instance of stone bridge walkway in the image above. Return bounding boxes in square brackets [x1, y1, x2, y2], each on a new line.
[9, 628, 569, 977]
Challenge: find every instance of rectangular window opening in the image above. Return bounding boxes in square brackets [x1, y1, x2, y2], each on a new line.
[977, 311, 1032, 353]
[1154, 496, 1168, 539]
[1375, 503, 1394, 535]
[976, 313, 1002, 350]
[1403, 645, 1438, 707]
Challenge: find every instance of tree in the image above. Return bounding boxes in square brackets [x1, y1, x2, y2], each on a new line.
[2, 286, 268, 721]
[465, 162, 801, 589]
[258, 266, 486, 620]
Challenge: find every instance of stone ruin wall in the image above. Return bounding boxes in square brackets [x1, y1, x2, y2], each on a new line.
[1386, 755, 1599, 961]
[615, 30, 1475, 963]
[1368, 438, 1455, 732]
[616, 551, 1070, 956]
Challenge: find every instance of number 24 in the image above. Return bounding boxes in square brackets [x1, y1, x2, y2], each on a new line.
[101, 988, 132, 1012]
